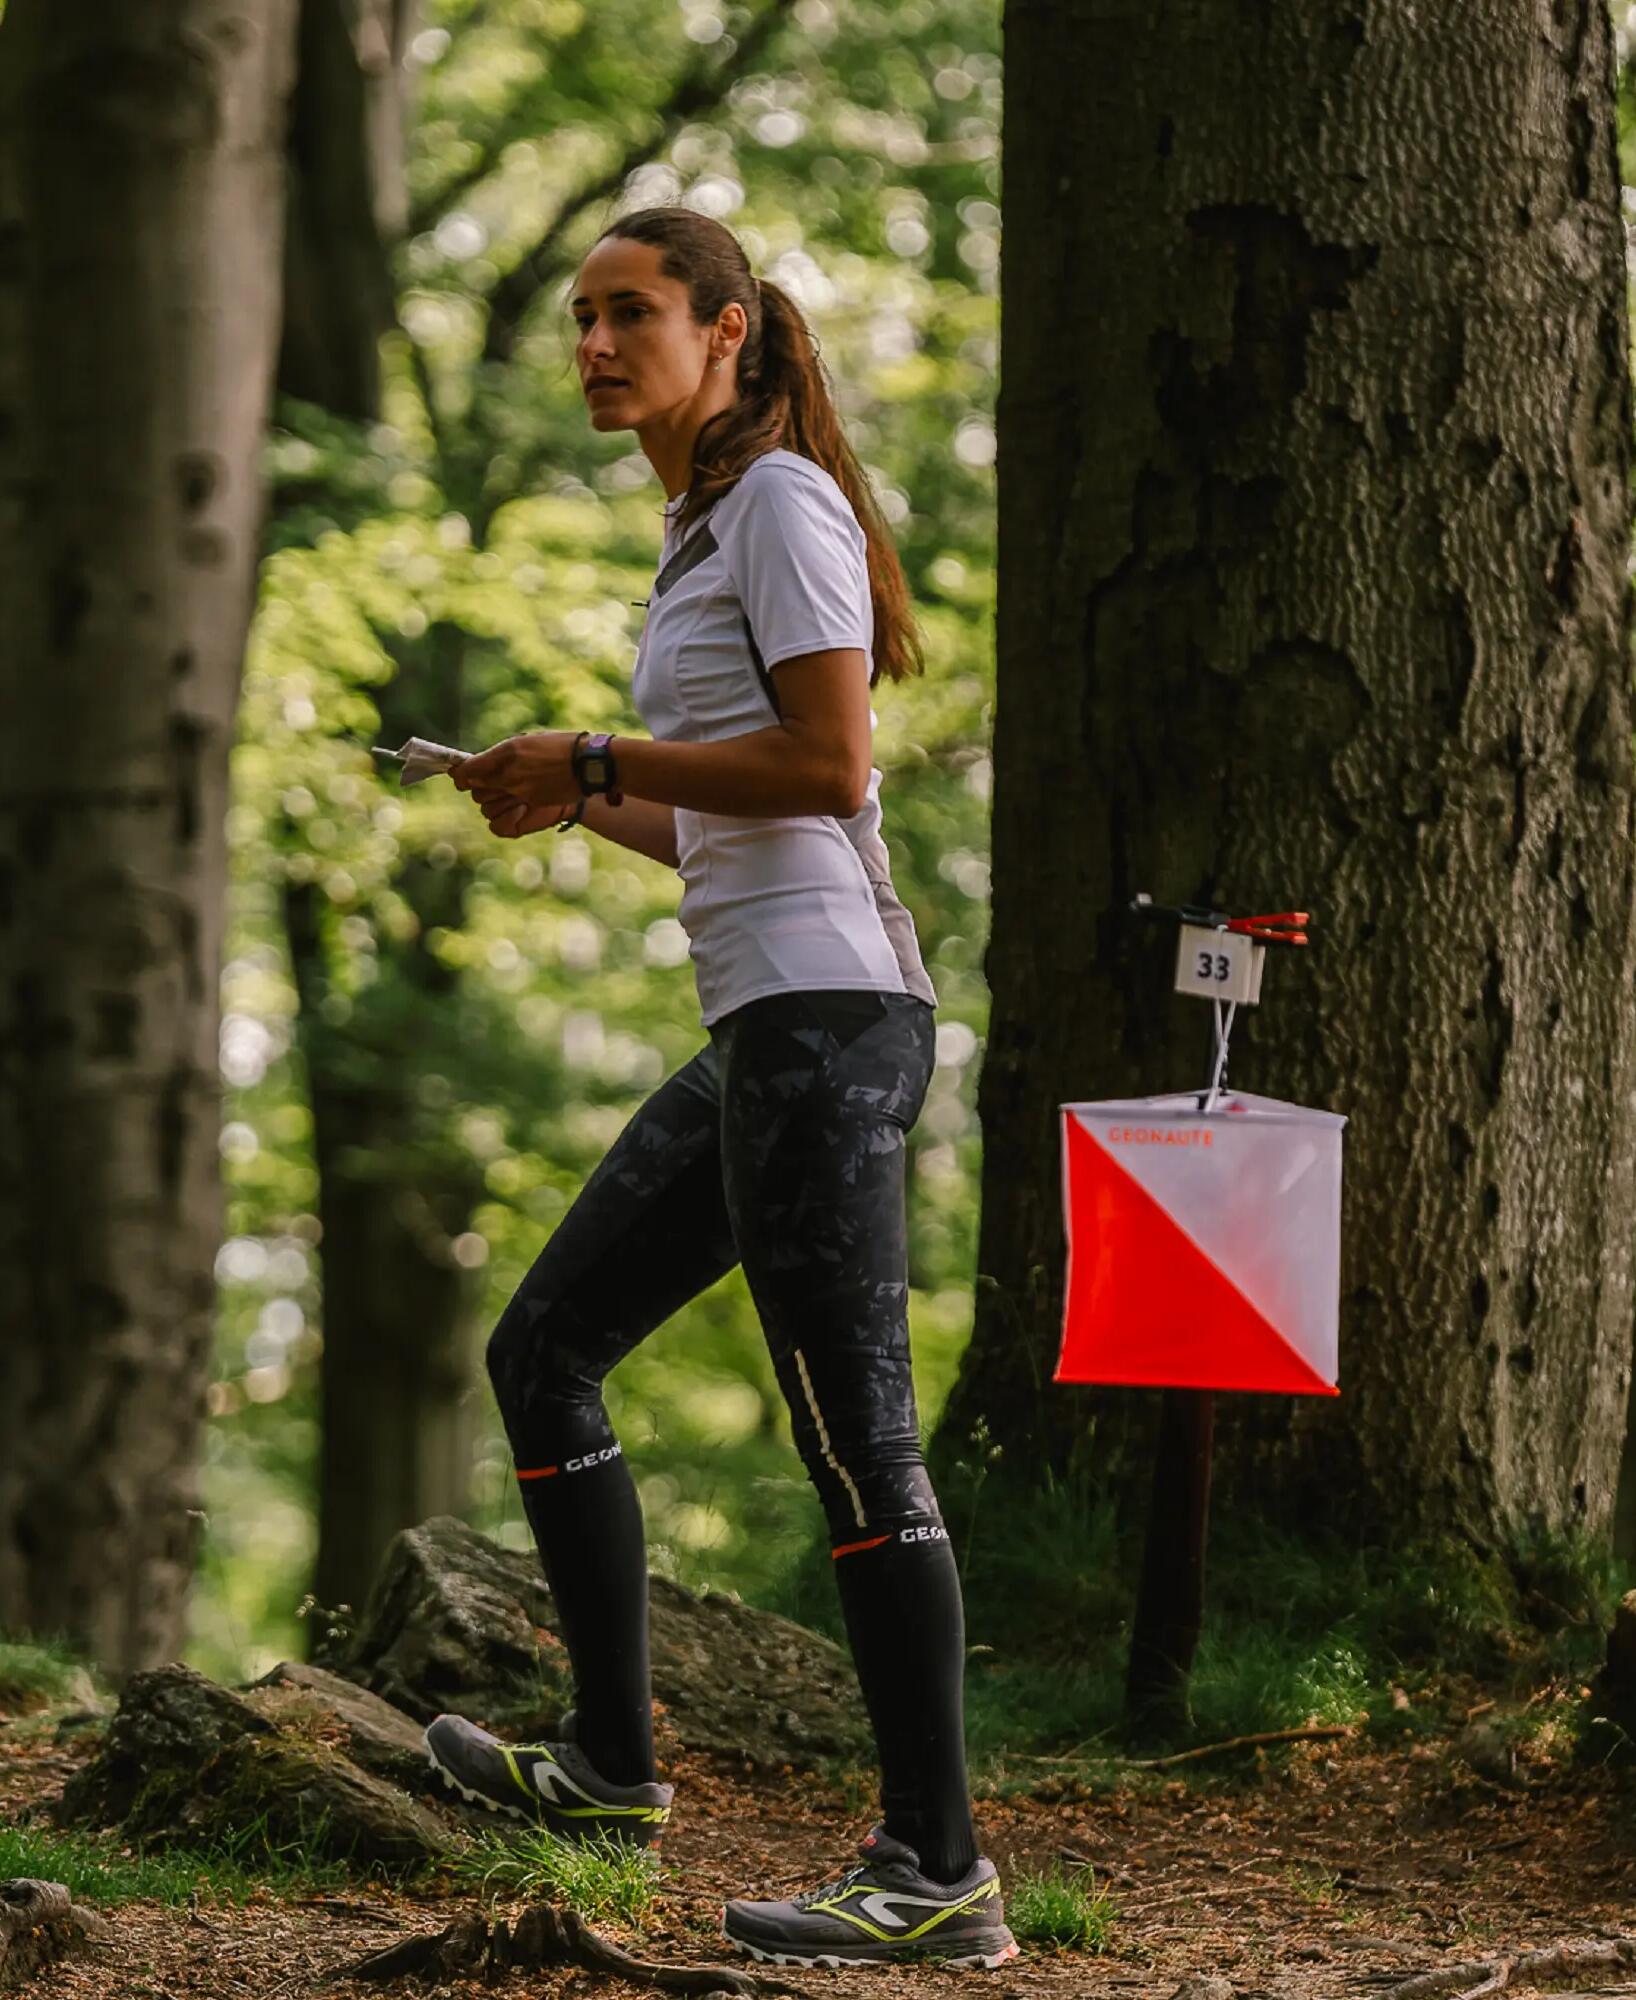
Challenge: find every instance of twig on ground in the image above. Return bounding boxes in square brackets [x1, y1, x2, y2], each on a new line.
[1381, 1935, 1636, 1998]
[296, 1897, 403, 1924]
[1122, 1725, 1354, 1769]
[335, 1900, 816, 1996]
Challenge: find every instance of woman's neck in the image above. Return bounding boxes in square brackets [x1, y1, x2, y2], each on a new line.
[638, 385, 739, 500]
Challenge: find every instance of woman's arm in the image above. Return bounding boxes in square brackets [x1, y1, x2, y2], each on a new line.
[469, 784, 680, 867]
[580, 793, 679, 867]
[452, 649, 874, 824]
[618, 648, 872, 817]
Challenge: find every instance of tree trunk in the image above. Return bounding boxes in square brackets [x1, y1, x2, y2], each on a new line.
[279, 0, 416, 417]
[937, 0, 1636, 1553]
[0, 0, 299, 1672]
[286, 622, 488, 1620]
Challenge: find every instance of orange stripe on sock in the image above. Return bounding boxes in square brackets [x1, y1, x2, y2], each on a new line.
[831, 1533, 892, 1560]
[516, 1465, 560, 1481]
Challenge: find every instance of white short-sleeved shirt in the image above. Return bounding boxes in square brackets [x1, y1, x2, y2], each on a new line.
[629, 447, 939, 1028]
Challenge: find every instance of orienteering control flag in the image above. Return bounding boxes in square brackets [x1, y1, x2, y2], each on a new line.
[1056, 1090, 1345, 1395]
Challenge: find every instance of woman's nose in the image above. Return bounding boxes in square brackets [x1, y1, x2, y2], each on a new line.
[581, 323, 616, 362]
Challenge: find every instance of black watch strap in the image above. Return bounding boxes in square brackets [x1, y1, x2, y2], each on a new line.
[572, 731, 623, 804]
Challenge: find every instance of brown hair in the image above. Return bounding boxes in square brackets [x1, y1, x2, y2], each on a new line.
[594, 205, 925, 687]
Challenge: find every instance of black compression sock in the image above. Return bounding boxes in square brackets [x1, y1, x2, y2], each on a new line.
[830, 1519, 980, 1885]
[514, 1435, 655, 1788]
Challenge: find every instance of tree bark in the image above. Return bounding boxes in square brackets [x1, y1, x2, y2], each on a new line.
[0, 0, 299, 1673]
[279, 0, 416, 416]
[936, 0, 1636, 1553]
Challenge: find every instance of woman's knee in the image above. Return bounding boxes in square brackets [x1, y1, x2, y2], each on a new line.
[795, 1426, 944, 1541]
[485, 1284, 593, 1420]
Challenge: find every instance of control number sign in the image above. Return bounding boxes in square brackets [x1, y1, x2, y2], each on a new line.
[1174, 922, 1264, 1005]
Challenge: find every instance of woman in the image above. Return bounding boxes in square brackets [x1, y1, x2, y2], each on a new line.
[424, 205, 1017, 1973]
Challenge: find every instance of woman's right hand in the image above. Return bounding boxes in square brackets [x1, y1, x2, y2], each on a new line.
[470, 784, 574, 838]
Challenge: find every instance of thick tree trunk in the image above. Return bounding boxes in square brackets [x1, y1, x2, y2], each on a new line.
[0, 0, 299, 1671]
[286, 623, 487, 1620]
[937, 0, 1636, 1552]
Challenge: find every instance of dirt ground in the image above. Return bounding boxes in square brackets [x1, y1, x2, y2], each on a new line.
[5, 1715, 1635, 2000]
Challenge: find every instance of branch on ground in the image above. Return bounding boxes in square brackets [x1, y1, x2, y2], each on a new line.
[337, 1898, 815, 1996]
[1381, 1935, 1636, 1999]
[1122, 1724, 1355, 1769]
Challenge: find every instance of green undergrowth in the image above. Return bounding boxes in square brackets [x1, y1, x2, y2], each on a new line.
[445, 1824, 661, 1924]
[756, 1460, 1628, 1778]
[0, 1818, 359, 1907]
[1006, 1858, 1116, 1951]
[0, 1632, 104, 1716]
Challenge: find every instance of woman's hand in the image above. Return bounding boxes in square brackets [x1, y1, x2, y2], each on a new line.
[453, 731, 581, 807]
[470, 784, 574, 838]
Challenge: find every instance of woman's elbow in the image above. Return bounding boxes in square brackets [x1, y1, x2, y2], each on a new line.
[831, 760, 870, 818]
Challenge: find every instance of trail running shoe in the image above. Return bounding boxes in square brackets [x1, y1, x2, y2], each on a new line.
[422, 1711, 672, 1849]
[721, 1823, 1020, 1968]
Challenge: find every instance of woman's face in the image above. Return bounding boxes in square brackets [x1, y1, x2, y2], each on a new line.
[570, 237, 740, 431]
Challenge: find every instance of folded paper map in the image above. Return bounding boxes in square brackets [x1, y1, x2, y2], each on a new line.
[372, 737, 471, 787]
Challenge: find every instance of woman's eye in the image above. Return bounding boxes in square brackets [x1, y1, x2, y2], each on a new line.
[574, 307, 645, 332]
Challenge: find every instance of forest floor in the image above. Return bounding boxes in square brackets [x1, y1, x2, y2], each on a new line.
[5, 1699, 1635, 2000]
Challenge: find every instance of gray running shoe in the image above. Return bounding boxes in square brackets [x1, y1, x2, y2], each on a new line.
[422, 1711, 672, 1848]
[721, 1824, 1020, 1968]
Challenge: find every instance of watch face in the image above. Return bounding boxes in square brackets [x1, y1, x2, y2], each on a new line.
[583, 754, 610, 784]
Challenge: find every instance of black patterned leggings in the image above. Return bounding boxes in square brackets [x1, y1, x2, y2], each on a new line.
[485, 986, 979, 1880]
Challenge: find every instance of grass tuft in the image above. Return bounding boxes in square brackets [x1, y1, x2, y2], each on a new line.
[1006, 1859, 1114, 1950]
[446, 1825, 662, 1925]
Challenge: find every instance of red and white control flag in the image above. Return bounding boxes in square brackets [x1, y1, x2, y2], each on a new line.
[1055, 1091, 1345, 1396]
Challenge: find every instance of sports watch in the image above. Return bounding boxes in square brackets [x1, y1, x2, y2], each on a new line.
[571, 730, 622, 805]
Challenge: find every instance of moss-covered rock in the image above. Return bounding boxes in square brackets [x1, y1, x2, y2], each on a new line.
[56, 1662, 453, 1871]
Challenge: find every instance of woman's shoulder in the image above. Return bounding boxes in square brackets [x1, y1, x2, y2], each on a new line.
[728, 449, 862, 536]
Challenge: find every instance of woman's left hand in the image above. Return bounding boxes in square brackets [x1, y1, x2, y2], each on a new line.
[453, 731, 582, 806]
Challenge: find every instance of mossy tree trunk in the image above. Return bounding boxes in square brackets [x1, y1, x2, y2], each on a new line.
[936, 0, 1636, 1554]
[0, 0, 301, 1672]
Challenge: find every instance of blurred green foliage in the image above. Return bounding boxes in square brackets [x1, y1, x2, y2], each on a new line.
[192, 0, 1001, 1678]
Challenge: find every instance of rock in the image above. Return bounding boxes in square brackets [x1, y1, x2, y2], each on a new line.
[338, 1516, 872, 1771]
[1451, 1718, 1523, 1788]
[56, 1662, 453, 1871]
[58, 1660, 275, 1826]
[0, 1879, 110, 1989]
[247, 1659, 502, 1837]
[646, 1574, 870, 1768]
[248, 1660, 439, 1794]
[334, 1517, 572, 1731]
